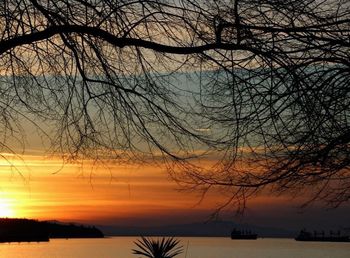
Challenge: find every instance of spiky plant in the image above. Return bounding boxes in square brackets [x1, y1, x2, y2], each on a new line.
[132, 236, 183, 258]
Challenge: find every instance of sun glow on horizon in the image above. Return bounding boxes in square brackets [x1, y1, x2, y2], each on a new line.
[0, 153, 269, 224]
[0, 198, 16, 218]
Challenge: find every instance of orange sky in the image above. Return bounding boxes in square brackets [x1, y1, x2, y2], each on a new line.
[1, 153, 349, 230]
[0, 153, 230, 225]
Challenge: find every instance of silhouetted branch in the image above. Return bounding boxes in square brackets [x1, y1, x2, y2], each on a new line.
[0, 0, 349, 211]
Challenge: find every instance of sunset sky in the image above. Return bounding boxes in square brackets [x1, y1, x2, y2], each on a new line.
[1, 152, 349, 231]
[0, 73, 347, 232]
[0, 153, 221, 224]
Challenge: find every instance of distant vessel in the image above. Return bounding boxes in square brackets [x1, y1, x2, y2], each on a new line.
[231, 228, 258, 240]
[295, 229, 350, 242]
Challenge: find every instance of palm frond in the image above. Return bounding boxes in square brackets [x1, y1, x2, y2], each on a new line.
[132, 236, 183, 258]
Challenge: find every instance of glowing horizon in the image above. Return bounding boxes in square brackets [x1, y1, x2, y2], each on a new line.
[0, 152, 349, 231]
[0, 153, 227, 225]
[0, 197, 16, 218]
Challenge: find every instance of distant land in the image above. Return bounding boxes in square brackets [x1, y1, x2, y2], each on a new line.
[0, 218, 104, 242]
[99, 221, 296, 238]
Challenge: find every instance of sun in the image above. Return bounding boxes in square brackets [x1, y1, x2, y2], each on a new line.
[0, 199, 15, 218]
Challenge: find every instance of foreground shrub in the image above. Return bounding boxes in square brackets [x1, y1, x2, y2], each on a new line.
[132, 236, 183, 258]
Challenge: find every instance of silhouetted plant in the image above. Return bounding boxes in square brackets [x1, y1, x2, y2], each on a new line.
[132, 236, 183, 258]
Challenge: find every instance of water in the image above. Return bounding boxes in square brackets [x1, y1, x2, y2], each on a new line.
[0, 237, 349, 258]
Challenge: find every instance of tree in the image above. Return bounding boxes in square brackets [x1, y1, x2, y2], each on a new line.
[0, 0, 349, 211]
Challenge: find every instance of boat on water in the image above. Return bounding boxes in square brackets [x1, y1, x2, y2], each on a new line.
[295, 229, 350, 242]
[231, 228, 258, 240]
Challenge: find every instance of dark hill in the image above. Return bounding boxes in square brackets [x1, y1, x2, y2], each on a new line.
[100, 221, 295, 238]
[0, 218, 103, 242]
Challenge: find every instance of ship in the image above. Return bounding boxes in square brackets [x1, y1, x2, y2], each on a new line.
[231, 228, 258, 240]
[295, 229, 350, 242]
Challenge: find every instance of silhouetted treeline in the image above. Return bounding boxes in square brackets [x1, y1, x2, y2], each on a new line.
[0, 218, 103, 242]
[44, 221, 104, 238]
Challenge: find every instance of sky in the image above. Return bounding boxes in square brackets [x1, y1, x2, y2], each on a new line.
[0, 74, 347, 232]
[0, 72, 348, 232]
[1, 152, 350, 231]
[0, 153, 221, 225]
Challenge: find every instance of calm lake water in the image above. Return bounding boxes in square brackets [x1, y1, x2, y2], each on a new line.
[0, 237, 350, 258]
